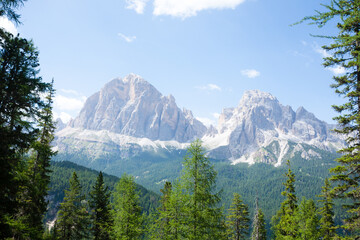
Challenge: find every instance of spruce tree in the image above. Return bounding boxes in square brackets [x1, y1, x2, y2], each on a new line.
[56, 172, 91, 240]
[13, 82, 56, 239]
[0, 28, 50, 238]
[318, 178, 336, 240]
[112, 173, 143, 240]
[299, 1, 360, 237]
[90, 171, 113, 240]
[251, 197, 266, 240]
[226, 193, 250, 240]
[177, 139, 225, 239]
[272, 160, 298, 239]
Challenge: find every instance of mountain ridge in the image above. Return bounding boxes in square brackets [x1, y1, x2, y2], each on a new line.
[55, 74, 344, 167]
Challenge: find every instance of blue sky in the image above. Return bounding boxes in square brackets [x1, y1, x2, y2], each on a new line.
[0, 0, 344, 125]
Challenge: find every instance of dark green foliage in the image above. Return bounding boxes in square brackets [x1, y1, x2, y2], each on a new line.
[319, 178, 336, 239]
[112, 173, 143, 239]
[226, 193, 250, 240]
[0, 0, 26, 24]
[90, 171, 113, 240]
[0, 14, 52, 237]
[56, 172, 91, 240]
[14, 83, 56, 239]
[300, 0, 360, 237]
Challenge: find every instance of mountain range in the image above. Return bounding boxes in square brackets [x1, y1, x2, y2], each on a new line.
[54, 73, 344, 168]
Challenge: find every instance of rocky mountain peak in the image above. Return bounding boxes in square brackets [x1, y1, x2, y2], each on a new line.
[205, 89, 343, 165]
[69, 74, 206, 142]
[238, 90, 278, 108]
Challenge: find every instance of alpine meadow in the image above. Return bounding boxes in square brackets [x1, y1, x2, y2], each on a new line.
[1, 0, 360, 239]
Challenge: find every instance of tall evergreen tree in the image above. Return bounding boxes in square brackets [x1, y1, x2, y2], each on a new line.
[56, 172, 91, 240]
[299, 1, 360, 237]
[0, 28, 50, 238]
[13, 82, 56, 239]
[112, 173, 143, 240]
[177, 139, 225, 240]
[251, 197, 266, 240]
[319, 178, 336, 240]
[272, 160, 298, 239]
[90, 171, 113, 240]
[226, 193, 250, 240]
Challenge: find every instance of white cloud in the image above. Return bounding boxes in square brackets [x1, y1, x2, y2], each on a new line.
[53, 112, 73, 123]
[314, 46, 346, 75]
[126, 0, 149, 14]
[118, 33, 137, 43]
[60, 89, 83, 96]
[328, 66, 346, 75]
[54, 94, 86, 111]
[196, 117, 216, 127]
[212, 113, 220, 119]
[153, 0, 246, 18]
[315, 47, 331, 58]
[196, 112, 220, 127]
[241, 69, 260, 78]
[0, 16, 17, 35]
[196, 83, 222, 91]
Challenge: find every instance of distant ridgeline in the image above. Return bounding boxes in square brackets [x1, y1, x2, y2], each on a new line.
[46, 161, 160, 223]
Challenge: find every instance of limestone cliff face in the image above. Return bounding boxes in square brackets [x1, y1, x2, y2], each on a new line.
[69, 74, 206, 142]
[204, 90, 343, 165]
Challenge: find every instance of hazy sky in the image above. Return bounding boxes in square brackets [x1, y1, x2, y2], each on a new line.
[1, 0, 344, 125]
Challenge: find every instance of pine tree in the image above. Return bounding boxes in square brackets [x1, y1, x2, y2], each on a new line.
[0, 28, 50, 238]
[251, 197, 266, 240]
[56, 172, 91, 240]
[272, 160, 298, 239]
[318, 178, 336, 240]
[297, 198, 320, 240]
[90, 171, 113, 240]
[13, 82, 56, 239]
[226, 193, 250, 240]
[299, 1, 360, 237]
[177, 139, 225, 239]
[112, 173, 143, 240]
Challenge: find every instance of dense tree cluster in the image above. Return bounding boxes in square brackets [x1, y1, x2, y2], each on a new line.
[0, 0, 55, 238]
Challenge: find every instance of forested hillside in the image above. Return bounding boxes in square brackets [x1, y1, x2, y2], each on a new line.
[46, 161, 160, 222]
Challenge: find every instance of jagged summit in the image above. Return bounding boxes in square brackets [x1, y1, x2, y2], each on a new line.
[69, 74, 206, 142]
[202, 89, 343, 165]
[238, 90, 277, 107]
[56, 79, 344, 167]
